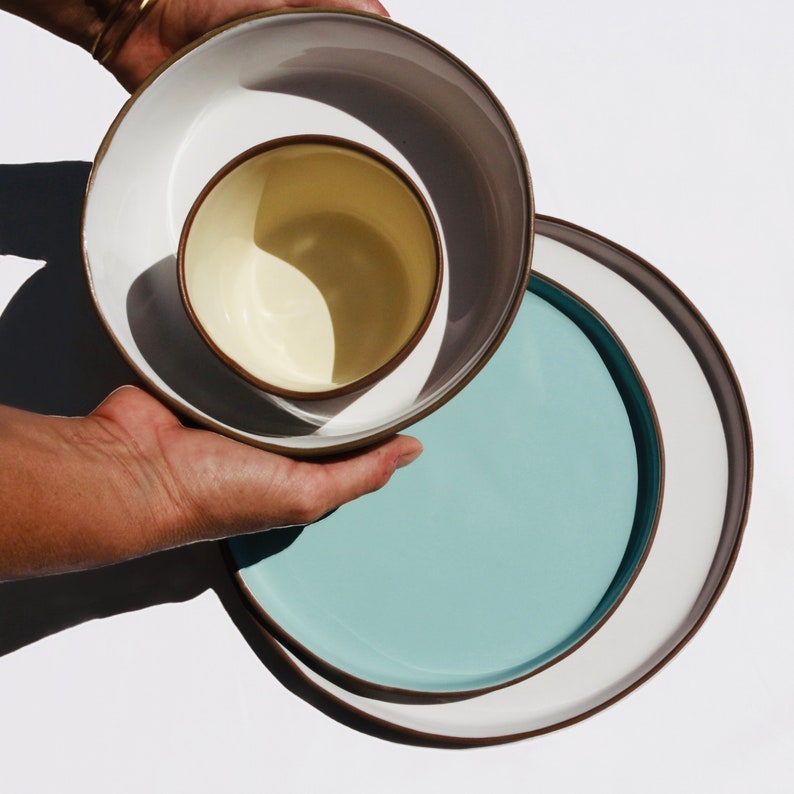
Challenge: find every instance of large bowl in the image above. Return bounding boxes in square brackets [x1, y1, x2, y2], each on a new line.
[82, 9, 533, 455]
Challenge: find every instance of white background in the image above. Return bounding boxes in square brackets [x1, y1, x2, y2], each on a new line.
[1, 1, 792, 791]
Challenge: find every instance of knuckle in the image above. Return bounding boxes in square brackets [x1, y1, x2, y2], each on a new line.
[288, 479, 332, 526]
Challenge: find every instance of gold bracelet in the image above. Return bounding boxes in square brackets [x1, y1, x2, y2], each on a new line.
[90, 0, 127, 58]
[92, 0, 161, 65]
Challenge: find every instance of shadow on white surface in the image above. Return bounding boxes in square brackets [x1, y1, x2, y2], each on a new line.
[0, 161, 218, 655]
[0, 162, 134, 414]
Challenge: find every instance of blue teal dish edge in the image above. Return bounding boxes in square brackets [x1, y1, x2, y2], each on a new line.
[521, 275, 663, 672]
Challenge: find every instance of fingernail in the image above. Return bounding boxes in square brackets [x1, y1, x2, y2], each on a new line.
[396, 444, 423, 469]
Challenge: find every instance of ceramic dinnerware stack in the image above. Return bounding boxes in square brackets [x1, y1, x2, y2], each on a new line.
[83, 10, 751, 746]
[226, 216, 750, 744]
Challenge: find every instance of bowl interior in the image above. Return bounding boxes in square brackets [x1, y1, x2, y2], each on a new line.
[179, 136, 441, 398]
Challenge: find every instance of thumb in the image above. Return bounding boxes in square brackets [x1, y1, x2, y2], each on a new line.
[248, 434, 424, 531]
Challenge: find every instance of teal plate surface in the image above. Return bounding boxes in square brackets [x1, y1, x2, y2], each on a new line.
[227, 275, 662, 697]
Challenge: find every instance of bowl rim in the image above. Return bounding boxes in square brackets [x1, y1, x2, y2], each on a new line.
[81, 8, 535, 457]
[176, 134, 444, 401]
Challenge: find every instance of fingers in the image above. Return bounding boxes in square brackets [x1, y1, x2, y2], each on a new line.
[338, 0, 390, 16]
[323, 433, 423, 497]
[266, 435, 423, 528]
[284, 0, 389, 16]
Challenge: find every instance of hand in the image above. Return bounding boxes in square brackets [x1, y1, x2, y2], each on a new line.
[106, 0, 390, 91]
[0, 0, 413, 583]
[0, 386, 422, 580]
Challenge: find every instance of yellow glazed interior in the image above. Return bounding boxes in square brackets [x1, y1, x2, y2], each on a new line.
[180, 138, 440, 396]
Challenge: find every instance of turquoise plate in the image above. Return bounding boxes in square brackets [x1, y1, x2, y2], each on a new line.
[227, 275, 662, 698]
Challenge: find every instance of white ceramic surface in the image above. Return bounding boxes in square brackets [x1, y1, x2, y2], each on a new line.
[255, 220, 750, 742]
[82, 10, 532, 454]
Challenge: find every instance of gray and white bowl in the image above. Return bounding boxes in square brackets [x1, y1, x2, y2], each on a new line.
[82, 9, 533, 455]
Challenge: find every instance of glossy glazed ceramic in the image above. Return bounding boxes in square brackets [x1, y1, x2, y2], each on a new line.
[228, 274, 661, 697]
[82, 10, 532, 454]
[238, 218, 751, 743]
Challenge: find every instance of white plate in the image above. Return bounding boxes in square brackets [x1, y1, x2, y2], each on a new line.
[238, 217, 751, 743]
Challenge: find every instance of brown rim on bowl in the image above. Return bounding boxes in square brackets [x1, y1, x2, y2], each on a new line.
[177, 134, 444, 401]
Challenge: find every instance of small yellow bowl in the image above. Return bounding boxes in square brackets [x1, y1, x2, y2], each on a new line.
[178, 135, 442, 399]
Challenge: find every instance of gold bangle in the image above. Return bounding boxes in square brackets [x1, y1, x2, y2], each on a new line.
[90, 0, 127, 58]
[93, 0, 161, 65]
